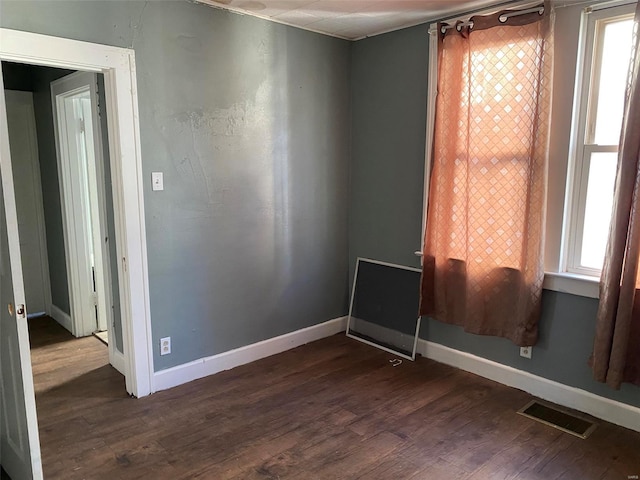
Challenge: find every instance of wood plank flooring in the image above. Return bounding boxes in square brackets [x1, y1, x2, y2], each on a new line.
[29, 316, 640, 479]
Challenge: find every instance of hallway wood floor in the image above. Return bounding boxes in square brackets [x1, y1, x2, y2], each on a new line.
[29, 316, 640, 479]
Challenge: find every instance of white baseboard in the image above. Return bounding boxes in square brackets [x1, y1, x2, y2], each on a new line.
[151, 313, 639, 432]
[49, 304, 72, 334]
[417, 339, 640, 433]
[153, 316, 348, 393]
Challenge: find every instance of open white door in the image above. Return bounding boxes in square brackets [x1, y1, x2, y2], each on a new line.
[0, 70, 43, 479]
[4, 90, 51, 318]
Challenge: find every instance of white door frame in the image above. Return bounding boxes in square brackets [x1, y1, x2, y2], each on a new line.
[0, 28, 154, 397]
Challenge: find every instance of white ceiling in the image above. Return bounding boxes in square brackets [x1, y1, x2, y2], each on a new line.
[197, 0, 503, 41]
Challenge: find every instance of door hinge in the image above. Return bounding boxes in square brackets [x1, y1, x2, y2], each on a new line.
[96, 82, 103, 118]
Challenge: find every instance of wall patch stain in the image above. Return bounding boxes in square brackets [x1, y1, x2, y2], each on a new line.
[153, 81, 273, 219]
[171, 103, 251, 138]
[175, 34, 202, 54]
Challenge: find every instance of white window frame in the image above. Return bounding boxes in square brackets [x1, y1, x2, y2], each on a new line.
[562, 3, 635, 278]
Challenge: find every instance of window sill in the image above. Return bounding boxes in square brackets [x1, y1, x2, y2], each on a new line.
[543, 272, 599, 299]
[415, 252, 600, 299]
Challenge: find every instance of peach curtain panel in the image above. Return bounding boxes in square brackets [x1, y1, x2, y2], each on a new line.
[420, 3, 553, 347]
[592, 3, 640, 389]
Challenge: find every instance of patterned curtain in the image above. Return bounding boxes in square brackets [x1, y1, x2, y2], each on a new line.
[592, 2, 640, 389]
[420, 3, 554, 347]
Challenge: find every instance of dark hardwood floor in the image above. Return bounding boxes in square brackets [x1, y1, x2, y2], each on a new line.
[29, 316, 640, 479]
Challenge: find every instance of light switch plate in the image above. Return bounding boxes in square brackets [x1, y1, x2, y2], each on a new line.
[152, 172, 164, 191]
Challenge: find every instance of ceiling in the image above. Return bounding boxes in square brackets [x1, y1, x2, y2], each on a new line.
[196, 0, 504, 41]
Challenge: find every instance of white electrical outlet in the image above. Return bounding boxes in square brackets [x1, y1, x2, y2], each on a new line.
[160, 336, 171, 355]
[520, 346, 532, 359]
[152, 172, 164, 191]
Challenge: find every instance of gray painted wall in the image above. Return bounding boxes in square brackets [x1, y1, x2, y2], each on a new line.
[2, 61, 37, 91]
[32, 67, 73, 316]
[349, 16, 640, 408]
[0, 0, 351, 371]
[349, 25, 428, 283]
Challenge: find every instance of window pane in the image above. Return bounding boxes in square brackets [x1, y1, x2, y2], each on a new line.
[580, 152, 617, 269]
[592, 18, 634, 145]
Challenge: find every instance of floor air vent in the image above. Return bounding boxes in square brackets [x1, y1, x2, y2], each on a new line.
[517, 401, 597, 439]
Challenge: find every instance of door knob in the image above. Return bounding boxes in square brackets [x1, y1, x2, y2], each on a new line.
[7, 303, 14, 316]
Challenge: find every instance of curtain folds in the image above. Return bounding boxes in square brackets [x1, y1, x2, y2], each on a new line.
[592, 3, 640, 389]
[419, 2, 554, 347]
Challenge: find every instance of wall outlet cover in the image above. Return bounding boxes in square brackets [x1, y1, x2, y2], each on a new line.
[160, 336, 171, 355]
[520, 346, 532, 359]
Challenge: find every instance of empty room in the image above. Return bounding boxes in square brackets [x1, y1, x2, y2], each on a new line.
[0, 0, 639, 478]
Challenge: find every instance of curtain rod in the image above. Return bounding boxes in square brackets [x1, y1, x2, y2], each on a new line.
[426, 0, 636, 35]
[427, 1, 545, 35]
[436, 5, 545, 34]
[426, 0, 541, 33]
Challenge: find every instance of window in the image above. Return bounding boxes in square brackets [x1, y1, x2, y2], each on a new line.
[421, 1, 638, 298]
[564, 4, 636, 277]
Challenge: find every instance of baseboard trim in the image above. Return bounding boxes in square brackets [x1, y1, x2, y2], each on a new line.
[49, 304, 72, 334]
[151, 315, 638, 432]
[153, 316, 348, 393]
[417, 339, 640, 433]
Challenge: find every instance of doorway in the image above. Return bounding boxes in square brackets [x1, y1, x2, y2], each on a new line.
[0, 28, 154, 398]
[51, 70, 124, 373]
[2, 62, 125, 376]
[0, 30, 153, 479]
